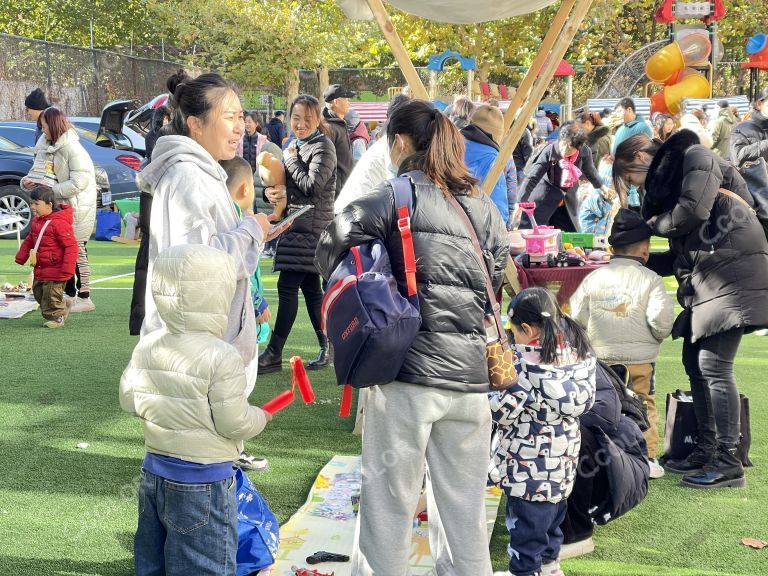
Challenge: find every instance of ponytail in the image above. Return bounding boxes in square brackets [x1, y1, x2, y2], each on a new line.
[508, 287, 593, 364]
[386, 100, 478, 195]
[168, 72, 233, 137]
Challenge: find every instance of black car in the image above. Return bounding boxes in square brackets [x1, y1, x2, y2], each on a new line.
[0, 135, 109, 239]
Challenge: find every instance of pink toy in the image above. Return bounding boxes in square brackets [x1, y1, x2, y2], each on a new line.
[517, 202, 561, 267]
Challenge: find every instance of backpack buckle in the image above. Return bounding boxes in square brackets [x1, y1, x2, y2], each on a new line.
[397, 216, 411, 233]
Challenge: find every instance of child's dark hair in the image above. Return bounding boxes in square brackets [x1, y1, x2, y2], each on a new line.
[170, 73, 235, 137]
[219, 156, 253, 193]
[288, 95, 329, 136]
[508, 287, 592, 364]
[30, 186, 55, 205]
[386, 99, 478, 195]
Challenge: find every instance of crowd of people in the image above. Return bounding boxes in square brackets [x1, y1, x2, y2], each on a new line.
[14, 70, 768, 576]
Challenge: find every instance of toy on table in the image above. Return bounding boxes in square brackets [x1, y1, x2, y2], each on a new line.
[306, 551, 350, 565]
[292, 568, 335, 576]
[262, 356, 315, 414]
[548, 251, 586, 268]
[517, 202, 561, 268]
[257, 151, 286, 187]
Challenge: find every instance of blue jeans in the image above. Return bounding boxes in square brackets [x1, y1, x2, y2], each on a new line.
[135, 469, 238, 576]
[506, 497, 567, 576]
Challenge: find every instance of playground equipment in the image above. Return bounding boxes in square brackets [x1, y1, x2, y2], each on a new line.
[646, 33, 712, 114]
[741, 33, 768, 102]
[427, 49, 476, 101]
[645, 35, 711, 83]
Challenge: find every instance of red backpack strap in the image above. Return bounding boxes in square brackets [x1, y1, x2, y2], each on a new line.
[390, 176, 417, 298]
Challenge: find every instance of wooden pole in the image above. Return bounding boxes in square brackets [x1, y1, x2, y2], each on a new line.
[501, 0, 577, 132]
[365, 0, 429, 100]
[482, 0, 594, 195]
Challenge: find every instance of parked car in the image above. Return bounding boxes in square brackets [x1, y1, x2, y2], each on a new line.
[0, 122, 140, 205]
[0, 134, 109, 239]
[72, 98, 147, 156]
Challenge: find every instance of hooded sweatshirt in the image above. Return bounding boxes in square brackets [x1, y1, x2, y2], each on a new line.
[136, 135, 263, 369]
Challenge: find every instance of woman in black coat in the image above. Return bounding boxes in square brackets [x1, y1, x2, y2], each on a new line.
[613, 130, 768, 489]
[520, 122, 614, 231]
[258, 95, 337, 373]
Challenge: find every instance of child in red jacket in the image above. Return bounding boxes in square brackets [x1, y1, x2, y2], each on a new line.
[15, 187, 78, 328]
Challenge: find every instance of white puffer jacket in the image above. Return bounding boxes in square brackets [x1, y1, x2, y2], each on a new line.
[23, 129, 97, 242]
[570, 257, 675, 365]
[119, 244, 268, 464]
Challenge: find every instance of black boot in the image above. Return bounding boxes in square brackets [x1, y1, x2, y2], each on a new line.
[663, 445, 715, 475]
[258, 334, 286, 374]
[307, 330, 329, 371]
[681, 445, 745, 489]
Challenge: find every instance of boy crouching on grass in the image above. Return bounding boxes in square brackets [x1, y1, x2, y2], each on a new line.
[15, 187, 77, 328]
[119, 244, 271, 576]
[570, 209, 674, 479]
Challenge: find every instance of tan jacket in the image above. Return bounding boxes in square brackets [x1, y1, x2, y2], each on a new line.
[570, 257, 674, 365]
[23, 129, 97, 242]
[119, 244, 267, 464]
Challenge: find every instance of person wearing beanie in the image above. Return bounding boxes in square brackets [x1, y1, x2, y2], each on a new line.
[461, 104, 512, 224]
[571, 208, 675, 479]
[25, 88, 51, 143]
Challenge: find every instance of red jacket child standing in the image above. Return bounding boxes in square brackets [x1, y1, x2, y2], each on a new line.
[15, 187, 78, 328]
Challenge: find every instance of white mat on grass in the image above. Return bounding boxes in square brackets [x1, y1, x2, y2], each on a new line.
[262, 455, 502, 576]
[0, 296, 38, 319]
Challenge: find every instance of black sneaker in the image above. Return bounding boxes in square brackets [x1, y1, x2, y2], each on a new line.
[663, 446, 714, 474]
[681, 445, 745, 489]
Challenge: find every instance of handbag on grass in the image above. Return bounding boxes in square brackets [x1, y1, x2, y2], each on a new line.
[445, 193, 517, 390]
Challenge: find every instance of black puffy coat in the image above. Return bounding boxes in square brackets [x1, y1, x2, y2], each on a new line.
[315, 169, 508, 392]
[520, 142, 603, 230]
[579, 362, 649, 524]
[322, 108, 353, 195]
[730, 110, 768, 167]
[643, 130, 768, 342]
[275, 133, 337, 274]
[730, 111, 768, 218]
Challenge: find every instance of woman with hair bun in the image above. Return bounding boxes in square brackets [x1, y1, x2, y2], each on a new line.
[317, 99, 508, 575]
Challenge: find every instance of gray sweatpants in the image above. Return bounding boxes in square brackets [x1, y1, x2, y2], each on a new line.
[352, 381, 493, 576]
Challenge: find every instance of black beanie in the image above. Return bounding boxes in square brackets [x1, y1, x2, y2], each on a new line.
[608, 208, 653, 247]
[24, 88, 50, 111]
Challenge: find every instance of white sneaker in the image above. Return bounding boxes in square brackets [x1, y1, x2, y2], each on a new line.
[559, 536, 595, 559]
[649, 458, 666, 479]
[755, 329, 768, 336]
[235, 451, 268, 471]
[69, 297, 96, 313]
[541, 560, 565, 576]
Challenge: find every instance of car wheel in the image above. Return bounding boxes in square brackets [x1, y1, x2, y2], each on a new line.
[0, 185, 32, 239]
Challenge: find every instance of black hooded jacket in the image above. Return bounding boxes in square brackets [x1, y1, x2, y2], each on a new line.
[315, 170, 508, 392]
[643, 130, 768, 342]
[322, 108, 353, 195]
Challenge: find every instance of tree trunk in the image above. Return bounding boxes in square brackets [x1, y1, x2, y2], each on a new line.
[478, 61, 491, 84]
[286, 67, 300, 107]
[318, 66, 330, 101]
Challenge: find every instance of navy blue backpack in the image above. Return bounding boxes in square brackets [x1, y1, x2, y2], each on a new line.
[321, 176, 421, 413]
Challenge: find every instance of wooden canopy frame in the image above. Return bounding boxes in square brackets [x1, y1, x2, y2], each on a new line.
[363, 0, 596, 291]
[363, 0, 595, 192]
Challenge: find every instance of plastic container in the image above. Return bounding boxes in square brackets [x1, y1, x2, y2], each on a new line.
[509, 230, 527, 255]
[561, 232, 594, 249]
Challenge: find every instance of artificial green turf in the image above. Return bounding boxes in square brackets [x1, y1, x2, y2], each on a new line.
[0, 239, 765, 575]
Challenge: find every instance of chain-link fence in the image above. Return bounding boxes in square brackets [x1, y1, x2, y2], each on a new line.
[0, 34, 190, 121]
